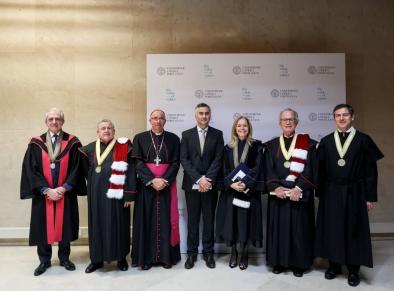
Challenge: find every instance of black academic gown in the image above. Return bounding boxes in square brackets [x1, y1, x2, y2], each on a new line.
[79, 140, 136, 263]
[20, 132, 86, 246]
[264, 135, 317, 269]
[131, 130, 181, 267]
[216, 139, 264, 247]
[315, 130, 384, 268]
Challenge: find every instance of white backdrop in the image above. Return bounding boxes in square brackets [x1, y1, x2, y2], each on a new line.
[146, 53, 346, 252]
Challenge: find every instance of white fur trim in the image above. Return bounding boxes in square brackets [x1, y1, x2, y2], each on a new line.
[232, 198, 250, 209]
[285, 174, 297, 182]
[117, 137, 129, 144]
[292, 148, 308, 160]
[106, 189, 124, 199]
[111, 161, 128, 171]
[109, 174, 126, 185]
[290, 161, 305, 173]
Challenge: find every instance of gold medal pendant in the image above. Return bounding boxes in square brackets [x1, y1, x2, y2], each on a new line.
[46, 131, 63, 170]
[334, 128, 356, 168]
[95, 166, 101, 173]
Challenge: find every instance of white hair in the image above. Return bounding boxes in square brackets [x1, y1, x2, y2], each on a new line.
[279, 108, 299, 123]
[97, 119, 115, 131]
[45, 107, 65, 122]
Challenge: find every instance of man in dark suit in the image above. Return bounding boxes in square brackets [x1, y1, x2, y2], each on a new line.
[180, 103, 224, 269]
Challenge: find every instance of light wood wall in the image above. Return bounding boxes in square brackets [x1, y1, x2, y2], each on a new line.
[0, 0, 392, 230]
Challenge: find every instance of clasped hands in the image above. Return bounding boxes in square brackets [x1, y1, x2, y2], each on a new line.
[151, 177, 169, 192]
[46, 186, 66, 201]
[231, 181, 246, 193]
[274, 186, 302, 201]
[198, 176, 212, 192]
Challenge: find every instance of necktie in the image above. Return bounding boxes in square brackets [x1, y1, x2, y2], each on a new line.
[200, 129, 206, 155]
[52, 134, 58, 150]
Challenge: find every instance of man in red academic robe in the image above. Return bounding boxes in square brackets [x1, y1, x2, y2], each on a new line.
[20, 108, 86, 276]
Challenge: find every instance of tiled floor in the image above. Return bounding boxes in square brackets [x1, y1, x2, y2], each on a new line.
[0, 239, 392, 291]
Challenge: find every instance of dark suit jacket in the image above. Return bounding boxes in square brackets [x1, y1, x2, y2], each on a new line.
[180, 126, 224, 191]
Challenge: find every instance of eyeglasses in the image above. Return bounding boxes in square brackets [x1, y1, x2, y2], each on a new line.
[150, 117, 166, 122]
[280, 118, 296, 123]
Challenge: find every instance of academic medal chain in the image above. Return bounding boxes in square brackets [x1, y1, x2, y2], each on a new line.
[279, 134, 297, 168]
[334, 127, 356, 167]
[46, 131, 63, 169]
[95, 138, 116, 173]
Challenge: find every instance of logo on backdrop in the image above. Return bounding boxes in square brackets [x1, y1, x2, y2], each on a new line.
[308, 112, 318, 122]
[308, 65, 337, 75]
[195, 90, 204, 99]
[309, 112, 334, 121]
[166, 113, 186, 123]
[194, 89, 223, 99]
[307, 66, 317, 75]
[271, 89, 280, 98]
[156, 66, 185, 76]
[242, 112, 262, 122]
[232, 65, 261, 75]
[157, 67, 166, 76]
[233, 112, 262, 122]
[232, 66, 241, 75]
[271, 89, 299, 98]
[233, 113, 241, 120]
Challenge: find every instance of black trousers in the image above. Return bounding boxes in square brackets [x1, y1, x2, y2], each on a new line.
[185, 189, 218, 255]
[37, 241, 71, 264]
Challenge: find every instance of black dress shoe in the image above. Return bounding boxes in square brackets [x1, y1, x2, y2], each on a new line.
[34, 261, 51, 276]
[117, 259, 128, 271]
[229, 251, 238, 268]
[184, 254, 197, 269]
[141, 264, 152, 271]
[239, 249, 248, 270]
[85, 262, 103, 273]
[162, 263, 172, 269]
[325, 265, 341, 280]
[203, 254, 215, 269]
[348, 272, 360, 287]
[60, 259, 76, 271]
[272, 265, 285, 274]
[293, 267, 304, 277]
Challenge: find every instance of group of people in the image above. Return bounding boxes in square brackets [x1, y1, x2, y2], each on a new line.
[20, 103, 383, 287]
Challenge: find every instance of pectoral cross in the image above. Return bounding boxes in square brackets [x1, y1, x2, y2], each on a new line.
[154, 156, 161, 166]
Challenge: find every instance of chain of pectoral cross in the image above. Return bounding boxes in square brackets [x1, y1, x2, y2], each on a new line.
[150, 131, 165, 166]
